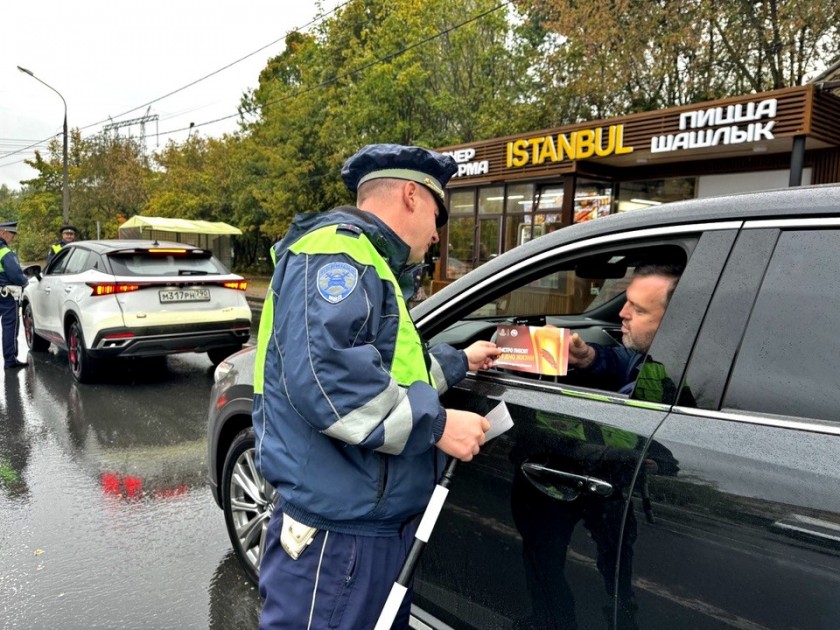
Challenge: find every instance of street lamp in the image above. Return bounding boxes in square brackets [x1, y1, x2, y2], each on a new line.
[18, 65, 69, 223]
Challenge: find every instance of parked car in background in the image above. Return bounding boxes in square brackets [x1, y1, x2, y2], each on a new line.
[207, 185, 840, 629]
[22, 240, 251, 383]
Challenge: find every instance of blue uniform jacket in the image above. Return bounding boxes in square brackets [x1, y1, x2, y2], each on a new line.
[0, 237, 28, 289]
[585, 343, 643, 395]
[254, 208, 468, 535]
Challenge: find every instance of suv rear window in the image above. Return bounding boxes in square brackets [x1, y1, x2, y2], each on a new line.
[108, 252, 227, 276]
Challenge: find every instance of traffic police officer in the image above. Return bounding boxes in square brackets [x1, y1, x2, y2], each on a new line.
[47, 224, 79, 266]
[0, 222, 29, 369]
[253, 144, 499, 629]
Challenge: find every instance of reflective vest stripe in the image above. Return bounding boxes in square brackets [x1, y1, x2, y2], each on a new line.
[0, 246, 10, 273]
[254, 225, 431, 395]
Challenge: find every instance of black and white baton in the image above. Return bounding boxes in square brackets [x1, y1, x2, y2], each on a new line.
[374, 457, 459, 630]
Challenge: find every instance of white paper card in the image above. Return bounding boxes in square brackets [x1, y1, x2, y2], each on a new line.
[484, 400, 514, 442]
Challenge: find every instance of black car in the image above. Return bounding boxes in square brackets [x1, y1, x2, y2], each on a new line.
[207, 184, 840, 629]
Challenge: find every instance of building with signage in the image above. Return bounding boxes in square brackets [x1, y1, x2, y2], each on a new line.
[433, 84, 840, 286]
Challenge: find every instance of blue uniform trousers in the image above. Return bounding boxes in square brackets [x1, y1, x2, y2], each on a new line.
[259, 509, 416, 630]
[0, 296, 20, 367]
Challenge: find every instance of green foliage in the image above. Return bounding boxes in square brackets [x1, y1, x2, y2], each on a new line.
[20, 130, 151, 246]
[0, 185, 22, 223]
[240, 0, 538, 252]
[518, 0, 840, 122]
[14, 192, 58, 262]
[6, 0, 838, 271]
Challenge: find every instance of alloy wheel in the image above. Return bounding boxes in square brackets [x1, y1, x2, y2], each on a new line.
[228, 445, 275, 580]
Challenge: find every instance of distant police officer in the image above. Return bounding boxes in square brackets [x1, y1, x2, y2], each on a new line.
[0, 222, 28, 369]
[47, 224, 79, 266]
[254, 144, 500, 630]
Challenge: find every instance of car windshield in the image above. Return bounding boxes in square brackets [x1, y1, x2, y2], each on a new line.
[108, 252, 227, 276]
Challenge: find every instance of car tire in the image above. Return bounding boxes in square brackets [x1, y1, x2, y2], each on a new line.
[222, 428, 275, 587]
[208, 345, 243, 367]
[22, 303, 50, 352]
[67, 319, 97, 383]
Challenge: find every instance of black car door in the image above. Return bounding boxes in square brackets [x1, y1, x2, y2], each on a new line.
[411, 224, 739, 630]
[631, 222, 840, 628]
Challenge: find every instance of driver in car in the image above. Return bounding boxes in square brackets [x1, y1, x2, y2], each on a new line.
[567, 263, 683, 394]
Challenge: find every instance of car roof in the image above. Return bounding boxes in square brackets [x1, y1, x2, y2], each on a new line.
[66, 239, 204, 254]
[414, 183, 840, 319]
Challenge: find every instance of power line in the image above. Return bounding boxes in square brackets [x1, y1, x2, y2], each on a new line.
[0, 133, 61, 163]
[2, 0, 512, 164]
[152, 1, 513, 139]
[77, 0, 353, 133]
[0, 2, 350, 168]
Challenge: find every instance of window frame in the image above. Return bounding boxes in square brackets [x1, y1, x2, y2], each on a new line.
[420, 223, 739, 405]
[717, 226, 840, 424]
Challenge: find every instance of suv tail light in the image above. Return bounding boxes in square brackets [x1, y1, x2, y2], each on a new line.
[87, 282, 142, 296]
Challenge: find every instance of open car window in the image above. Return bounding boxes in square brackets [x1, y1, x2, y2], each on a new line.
[464, 267, 635, 320]
[429, 238, 696, 397]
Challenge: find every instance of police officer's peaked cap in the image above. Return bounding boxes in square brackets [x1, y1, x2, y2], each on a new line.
[60, 224, 78, 234]
[0, 221, 18, 234]
[341, 144, 457, 227]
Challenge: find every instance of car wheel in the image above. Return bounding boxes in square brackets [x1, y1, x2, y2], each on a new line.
[67, 319, 97, 383]
[208, 345, 243, 367]
[222, 428, 275, 586]
[22, 303, 49, 352]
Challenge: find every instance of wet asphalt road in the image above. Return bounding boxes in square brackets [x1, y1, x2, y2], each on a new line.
[0, 325, 262, 629]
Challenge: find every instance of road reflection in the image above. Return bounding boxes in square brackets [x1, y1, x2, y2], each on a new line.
[0, 347, 262, 628]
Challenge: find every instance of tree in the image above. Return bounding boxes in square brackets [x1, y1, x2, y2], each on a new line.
[517, 0, 840, 121]
[241, 0, 540, 248]
[23, 130, 152, 241]
[0, 184, 21, 223]
[13, 192, 59, 262]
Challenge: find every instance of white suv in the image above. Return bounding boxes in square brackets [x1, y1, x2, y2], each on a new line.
[21, 239, 251, 382]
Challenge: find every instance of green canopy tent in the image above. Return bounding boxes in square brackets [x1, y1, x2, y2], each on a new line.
[118, 216, 242, 268]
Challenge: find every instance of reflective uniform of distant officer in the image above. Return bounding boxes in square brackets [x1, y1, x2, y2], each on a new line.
[0, 222, 28, 369]
[47, 224, 78, 266]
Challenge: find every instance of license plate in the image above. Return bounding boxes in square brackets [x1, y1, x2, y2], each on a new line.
[159, 288, 210, 303]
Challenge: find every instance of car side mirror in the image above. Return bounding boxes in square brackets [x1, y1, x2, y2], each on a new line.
[24, 265, 42, 281]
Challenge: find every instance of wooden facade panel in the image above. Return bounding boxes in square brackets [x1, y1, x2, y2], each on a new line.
[812, 149, 840, 184]
[444, 86, 815, 186]
[810, 92, 840, 145]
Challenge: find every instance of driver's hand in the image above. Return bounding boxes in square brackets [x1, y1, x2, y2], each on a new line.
[568, 333, 596, 368]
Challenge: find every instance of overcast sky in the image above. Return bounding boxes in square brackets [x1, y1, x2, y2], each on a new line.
[0, 1, 342, 190]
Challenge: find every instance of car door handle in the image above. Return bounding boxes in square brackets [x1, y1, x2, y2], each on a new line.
[521, 462, 614, 498]
[64, 287, 73, 293]
[44, 287, 51, 294]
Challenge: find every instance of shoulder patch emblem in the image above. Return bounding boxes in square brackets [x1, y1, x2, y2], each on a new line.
[317, 262, 358, 303]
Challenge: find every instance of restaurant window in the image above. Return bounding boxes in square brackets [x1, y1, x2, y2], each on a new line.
[504, 184, 534, 252]
[574, 178, 613, 223]
[478, 187, 503, 265]
[617, 177, 696, 213]
[447, 189, 475, 278]
[529, 185, 564, 246]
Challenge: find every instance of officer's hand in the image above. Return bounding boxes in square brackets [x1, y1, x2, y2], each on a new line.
[437, 410, 490, 462]
[568, 333, 596, 368]
[463, 341, 501, 371]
